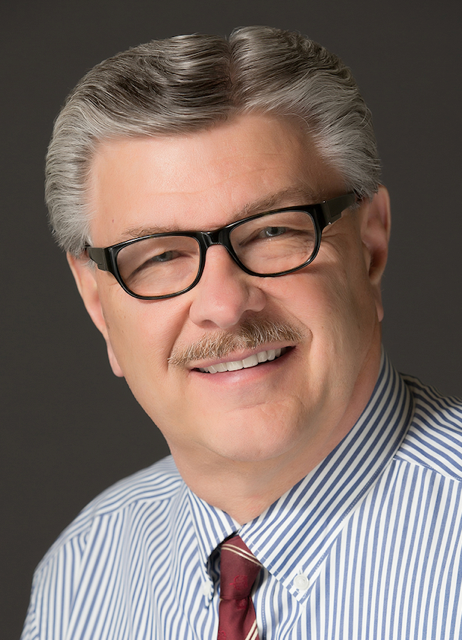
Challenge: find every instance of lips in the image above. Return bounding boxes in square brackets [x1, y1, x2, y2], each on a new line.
[197, 347, 286, 373]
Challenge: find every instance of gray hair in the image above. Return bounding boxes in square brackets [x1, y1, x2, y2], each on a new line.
[46, 26, 381, 255]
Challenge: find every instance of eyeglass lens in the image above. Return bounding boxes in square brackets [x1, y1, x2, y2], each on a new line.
[116, 209, 317, 298]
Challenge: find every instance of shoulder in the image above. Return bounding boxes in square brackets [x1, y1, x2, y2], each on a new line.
[395, 375, 462, 481]
[83, 454, 183, 516]
[35, 455, 183, 572]
[23, 457, 187, 638]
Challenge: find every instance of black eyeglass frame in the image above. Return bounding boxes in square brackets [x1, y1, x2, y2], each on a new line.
[86, 192, 357, 300]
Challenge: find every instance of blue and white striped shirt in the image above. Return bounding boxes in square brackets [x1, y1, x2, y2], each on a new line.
[22, 354, 462, 639]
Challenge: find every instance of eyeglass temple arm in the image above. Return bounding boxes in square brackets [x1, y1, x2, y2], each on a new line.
[86, 247, 110, 272]
[319, 193, 357, 227]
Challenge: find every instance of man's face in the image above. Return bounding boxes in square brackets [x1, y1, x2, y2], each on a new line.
[71, 114, 389, 475]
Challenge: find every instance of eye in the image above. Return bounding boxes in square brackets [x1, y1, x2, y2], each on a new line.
[127, 249, 186, 281]
[149, 250, 178, 263]
[259, 226, 287, 239]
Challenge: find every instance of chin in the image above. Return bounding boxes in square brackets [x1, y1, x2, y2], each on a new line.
[201, 412, 308, 464]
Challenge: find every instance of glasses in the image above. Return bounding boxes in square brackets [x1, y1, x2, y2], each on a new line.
[86, 193, 356, 300]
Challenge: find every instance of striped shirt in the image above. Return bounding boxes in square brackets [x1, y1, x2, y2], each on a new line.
[22, 353, 462, 639]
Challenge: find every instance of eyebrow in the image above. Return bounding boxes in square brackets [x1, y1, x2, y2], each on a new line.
[120, 185, 319, 241]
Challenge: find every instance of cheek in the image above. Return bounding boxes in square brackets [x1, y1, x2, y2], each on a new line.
[101, 294, 184, 380]
[290, 255, 377, 349]
[101, 301, 187, 430]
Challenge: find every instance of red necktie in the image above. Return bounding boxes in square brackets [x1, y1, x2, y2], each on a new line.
[217, 535, 262, 640]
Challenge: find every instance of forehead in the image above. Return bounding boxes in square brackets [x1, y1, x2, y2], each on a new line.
[88, 114, 345, 245]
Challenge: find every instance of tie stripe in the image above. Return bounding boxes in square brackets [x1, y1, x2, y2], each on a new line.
[244, 620, 259, 640]
[220, 543, 262, 567]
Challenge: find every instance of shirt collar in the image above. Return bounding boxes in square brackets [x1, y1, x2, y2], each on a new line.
[185, 487, 237, 605]
[186, 351, 412, 603]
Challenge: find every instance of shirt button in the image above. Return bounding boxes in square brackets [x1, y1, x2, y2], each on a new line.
[293, 573, 309, 591]
[203, 582, 211, 596]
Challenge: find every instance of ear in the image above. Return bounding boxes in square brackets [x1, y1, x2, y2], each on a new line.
[67, 253, 124, 377]
[359, 186, 391, 322]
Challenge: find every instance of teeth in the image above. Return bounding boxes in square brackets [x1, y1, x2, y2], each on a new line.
[227, 360, 243, 371]
[257, 351, 267, 363]
[243, 355, 259, 368]
[199, 348, 284, 374]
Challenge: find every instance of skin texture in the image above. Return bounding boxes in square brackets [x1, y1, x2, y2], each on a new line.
[69, 114, 391, 524]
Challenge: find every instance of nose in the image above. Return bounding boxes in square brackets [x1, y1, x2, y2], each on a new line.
[188, 245, 266, 330]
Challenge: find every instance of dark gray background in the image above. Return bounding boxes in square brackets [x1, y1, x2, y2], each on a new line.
[2, 0, 461, 636]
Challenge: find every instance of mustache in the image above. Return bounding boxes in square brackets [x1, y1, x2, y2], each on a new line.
[168, 318, 304, 367]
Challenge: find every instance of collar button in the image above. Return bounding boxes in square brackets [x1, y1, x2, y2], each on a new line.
[293, 573, 309, 591]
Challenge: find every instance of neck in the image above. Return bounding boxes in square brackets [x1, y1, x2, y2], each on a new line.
[174, 451, 331, 524]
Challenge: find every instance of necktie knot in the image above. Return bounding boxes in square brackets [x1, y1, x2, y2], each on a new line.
[217, 535, 261, 639]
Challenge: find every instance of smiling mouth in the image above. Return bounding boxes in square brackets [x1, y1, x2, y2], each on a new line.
[197, 347, 288, 373]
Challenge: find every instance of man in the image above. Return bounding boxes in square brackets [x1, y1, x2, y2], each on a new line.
[23, 26, 462, 639]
